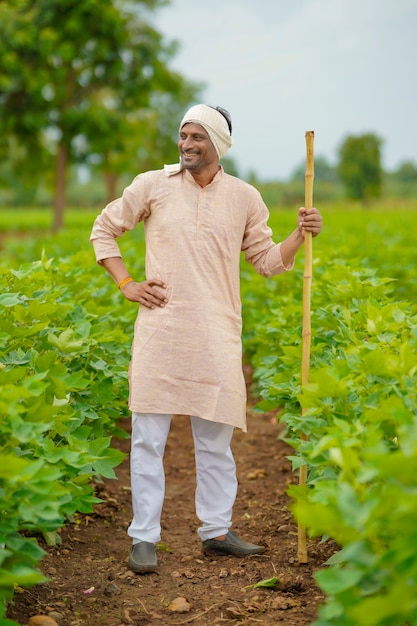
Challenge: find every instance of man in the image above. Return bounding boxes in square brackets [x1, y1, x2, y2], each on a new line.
[90, 104, 322, 574]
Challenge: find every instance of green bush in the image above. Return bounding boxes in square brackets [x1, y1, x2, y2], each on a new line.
[0, 247, 136, 618]
[241, 208, 417, 625]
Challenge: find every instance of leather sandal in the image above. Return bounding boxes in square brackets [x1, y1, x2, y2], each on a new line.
[202, 531, 266, 557]
[128, 541, 158, 573]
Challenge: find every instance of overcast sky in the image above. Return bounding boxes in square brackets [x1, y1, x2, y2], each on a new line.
[152, 0, 417, 181]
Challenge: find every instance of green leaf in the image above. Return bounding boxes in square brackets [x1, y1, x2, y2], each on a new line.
[0, 565, 47, 587]
[286, 455, 307, 470]
[0, 455, 29, 480]
[315, 566, 363, 595]
[43, 531, 62, 546]
[0, 292, 23, 307]
[253, 576, 281, 589]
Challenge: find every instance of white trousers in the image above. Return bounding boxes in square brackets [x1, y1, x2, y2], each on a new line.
[127, 413, 237, 544]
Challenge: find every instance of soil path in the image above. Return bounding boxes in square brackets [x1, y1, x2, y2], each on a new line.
[7, 403, 334, 626]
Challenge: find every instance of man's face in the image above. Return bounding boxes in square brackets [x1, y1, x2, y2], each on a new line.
[178, 123, 218, 173]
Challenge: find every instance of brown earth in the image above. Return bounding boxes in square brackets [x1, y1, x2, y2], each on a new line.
[7, 380, 336, 626]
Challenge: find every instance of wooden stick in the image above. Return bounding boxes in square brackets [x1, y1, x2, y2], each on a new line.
[297, 131, 314, 564]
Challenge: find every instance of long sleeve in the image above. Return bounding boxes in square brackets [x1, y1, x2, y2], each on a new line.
[241, 189, 294, 277]
[90, 172, 153, 263]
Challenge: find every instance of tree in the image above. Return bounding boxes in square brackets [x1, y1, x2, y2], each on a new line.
[290, 156, 339, 184]
[393, 161, 417, 184]
[84, 90, 200, 204]
[385, 161, 417, 199]
[0, 0, 200, 230]
[338, 133, 383, 203]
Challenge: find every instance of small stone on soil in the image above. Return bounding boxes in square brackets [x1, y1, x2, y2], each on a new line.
[167, 596, 191, 613]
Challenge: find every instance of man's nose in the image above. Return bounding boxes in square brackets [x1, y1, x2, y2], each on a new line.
[182, 136, 194, 150]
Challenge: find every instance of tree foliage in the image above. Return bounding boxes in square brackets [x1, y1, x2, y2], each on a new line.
[338, 133, 383, 202]
[290, 156, 340, 184]
[0, 0, 201, 229]
[385, 160, 417, 198]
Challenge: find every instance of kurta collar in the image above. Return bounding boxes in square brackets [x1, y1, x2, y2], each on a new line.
[164, 162, 182, 176]
[164, 164, 224, 190]
[164, 162, 224, 184]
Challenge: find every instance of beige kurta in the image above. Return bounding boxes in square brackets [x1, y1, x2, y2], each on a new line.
[90, 166, 293, 431]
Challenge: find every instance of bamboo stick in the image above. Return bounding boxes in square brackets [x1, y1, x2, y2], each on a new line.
[297, 131, 314, 564]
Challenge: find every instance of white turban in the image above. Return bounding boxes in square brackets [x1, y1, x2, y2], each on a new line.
[179, 104, 232, 160]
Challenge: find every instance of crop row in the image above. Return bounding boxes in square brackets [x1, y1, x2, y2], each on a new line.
[242, 208, 417, 625]
[0, 237, 142, 622]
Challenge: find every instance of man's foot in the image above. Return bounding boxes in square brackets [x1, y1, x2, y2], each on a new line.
[128, 541, 158, 573]
[202, 531, 266, 557]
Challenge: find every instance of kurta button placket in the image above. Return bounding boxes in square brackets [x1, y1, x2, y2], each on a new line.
[196, 189, 204, 236]
[197, 186, 211, 235]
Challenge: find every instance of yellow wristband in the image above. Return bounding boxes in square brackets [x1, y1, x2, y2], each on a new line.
[118, 276, 133, 290]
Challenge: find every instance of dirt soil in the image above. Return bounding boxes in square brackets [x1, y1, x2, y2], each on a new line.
[7, 379, 336, 626]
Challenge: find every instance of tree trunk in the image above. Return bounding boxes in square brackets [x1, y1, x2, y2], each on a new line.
[53, 142, 67, 233]
[105, 170, 118, 205]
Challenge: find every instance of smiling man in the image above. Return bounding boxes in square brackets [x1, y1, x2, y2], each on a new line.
[90, 103, 322, 574]
[178, 105, 232, 184]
